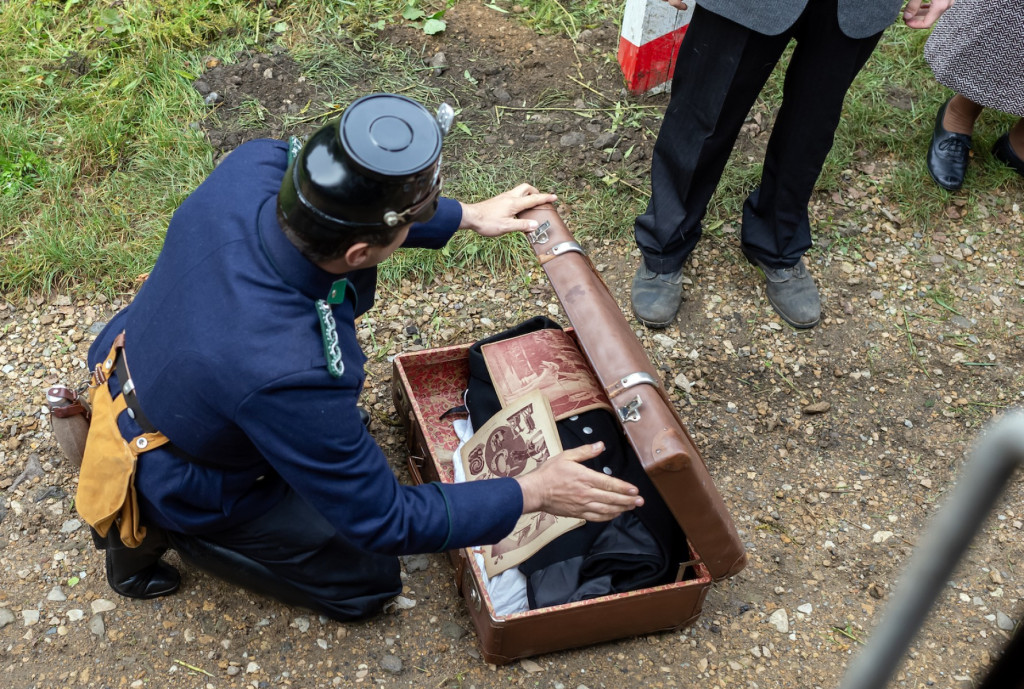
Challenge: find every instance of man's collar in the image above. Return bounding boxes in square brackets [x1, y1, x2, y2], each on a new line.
[258, 196, 356, 306]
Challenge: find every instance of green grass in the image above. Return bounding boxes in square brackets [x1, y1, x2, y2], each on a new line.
[0, 0, 263, 293]
[1, 0, 1021, 296]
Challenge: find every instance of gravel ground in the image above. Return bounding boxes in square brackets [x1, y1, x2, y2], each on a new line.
[2, 199, 1023, 688]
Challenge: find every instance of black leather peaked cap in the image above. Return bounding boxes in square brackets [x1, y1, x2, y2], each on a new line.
[278, 93, 446, 237]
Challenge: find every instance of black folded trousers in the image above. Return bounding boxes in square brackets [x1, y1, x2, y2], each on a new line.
[166, 489, 402, 621]
[634, 0, 883, 273]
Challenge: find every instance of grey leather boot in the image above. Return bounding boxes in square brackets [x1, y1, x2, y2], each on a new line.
[630, 264, 684, 328]
[742, 249, 821, 329]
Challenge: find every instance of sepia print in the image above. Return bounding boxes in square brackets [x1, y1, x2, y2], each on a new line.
[459, 390, 583, 576]
[482, 328, 612, 421]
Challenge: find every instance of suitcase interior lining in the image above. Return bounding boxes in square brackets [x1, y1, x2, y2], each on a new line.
[396, 345, 713, 621]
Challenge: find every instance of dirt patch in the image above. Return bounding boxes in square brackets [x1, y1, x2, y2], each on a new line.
[2, 2, 1023, 688]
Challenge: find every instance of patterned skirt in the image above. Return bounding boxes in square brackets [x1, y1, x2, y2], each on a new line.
[924, 0, 1024, 117]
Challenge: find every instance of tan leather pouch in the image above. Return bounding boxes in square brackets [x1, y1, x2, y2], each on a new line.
[76, 336, 170, 547]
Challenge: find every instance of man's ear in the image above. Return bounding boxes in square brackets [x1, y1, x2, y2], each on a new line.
[344, 242, 372, 268]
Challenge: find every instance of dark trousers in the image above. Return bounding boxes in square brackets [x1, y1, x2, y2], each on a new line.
[634, 0, 883, 272]
[167, 489, 402, 621]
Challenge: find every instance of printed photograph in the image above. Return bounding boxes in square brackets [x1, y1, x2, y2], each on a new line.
[459, 390, 583, 576]
[482, 328, 612, 421]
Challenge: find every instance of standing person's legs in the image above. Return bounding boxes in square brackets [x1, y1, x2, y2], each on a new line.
[168, 489, 402, 621]
[739, 0, 882, 327]
[631, 6, 789, 327]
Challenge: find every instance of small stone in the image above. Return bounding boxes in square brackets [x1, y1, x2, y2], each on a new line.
[593, 132, 619, 149]
[996, 612, 1014, 631]
[558, 132, 587, 147]
[674, 373, 693, 393]
[9, 454, 43, 490]
[768, 608, 789, 633]
[47, 586, 67, 602]
[403, 554, 430, 573]
[91, 599, 116, 614]
[61, 518, 83, 534]
[0, 609, 15, 629]
[797, 603, 813, 615]
[67, 609, 85, 622]
[193, 80, 211, 96]
[262, 68, 274, 79]
[652, 334, 677, 348]
[317, 638, 328, 650]
[519, 659, 544, 673]
[872, 531, 894, 544]
[801, 401, 831, 415]
[441, 621, 467, 640]
[227, 666, 240, 676]
[88, 613, 105, 636]
[427, 52, 448, 75]
[204, 92, 221, 106]
[380, 655, 403, 673]
[22, 609, 40, 626]
[386, 595, 417, 612]
[290, 616, 311, 633]
[246, 662, 260, 674]
[990, 570, 1004, 585]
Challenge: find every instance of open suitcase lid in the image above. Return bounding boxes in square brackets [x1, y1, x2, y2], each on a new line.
[518, 205, 747, 581]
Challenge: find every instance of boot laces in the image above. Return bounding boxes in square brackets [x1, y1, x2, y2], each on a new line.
[938, 137, 969, 155]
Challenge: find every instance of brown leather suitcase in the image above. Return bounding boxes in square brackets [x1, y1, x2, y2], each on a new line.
[391, 205, 746, 664]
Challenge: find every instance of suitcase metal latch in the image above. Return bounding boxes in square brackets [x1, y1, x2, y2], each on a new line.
[617, 394, 643, 423]
[527, 220, 551, 244]
[550, 241, 584, 257]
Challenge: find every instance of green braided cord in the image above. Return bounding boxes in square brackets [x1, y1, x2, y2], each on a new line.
[287, 136, 303, 166]
[315, 299, 345, 379]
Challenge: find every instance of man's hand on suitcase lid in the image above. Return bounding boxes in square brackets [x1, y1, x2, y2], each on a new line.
[458, 183, 557, 237]
[515, 442, 645, 522]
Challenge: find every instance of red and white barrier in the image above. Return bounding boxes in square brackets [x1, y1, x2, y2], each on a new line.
[618, 0, 693, 95]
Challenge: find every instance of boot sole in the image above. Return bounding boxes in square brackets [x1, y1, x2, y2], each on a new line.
[631, 309, 675, 329]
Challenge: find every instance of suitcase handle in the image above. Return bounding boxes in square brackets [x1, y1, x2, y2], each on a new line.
[839, 411, 1024, 689]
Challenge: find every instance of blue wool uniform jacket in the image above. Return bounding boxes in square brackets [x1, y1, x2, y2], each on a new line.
[88, 139, 522, 555]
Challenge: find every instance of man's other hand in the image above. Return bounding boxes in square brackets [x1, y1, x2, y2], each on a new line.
[515, 442, 645, 522]
[662, 0, 688, 11]
[459, 184, 558, 237]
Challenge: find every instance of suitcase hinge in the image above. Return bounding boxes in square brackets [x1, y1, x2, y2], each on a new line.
[617, 394, 643, 423]
[527, 220, 551, 244]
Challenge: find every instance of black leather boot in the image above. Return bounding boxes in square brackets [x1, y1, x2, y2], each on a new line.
[103, 527, 181, 600]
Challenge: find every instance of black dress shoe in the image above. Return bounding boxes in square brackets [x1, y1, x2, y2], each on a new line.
[927, 99, 972, 191]
[992, 133, 1024, 177]
[104, 528, 181, 600]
